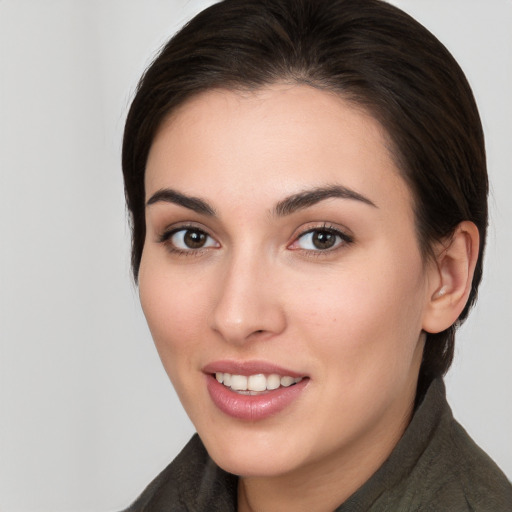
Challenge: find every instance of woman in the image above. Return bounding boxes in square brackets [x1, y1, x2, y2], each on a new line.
[121, 0, 512, 510]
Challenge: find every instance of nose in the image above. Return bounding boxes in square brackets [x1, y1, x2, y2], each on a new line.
[209, 250, 287, 345]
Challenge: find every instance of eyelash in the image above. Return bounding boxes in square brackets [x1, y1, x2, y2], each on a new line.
[157, 223, 354, 257]
[158, 224, 218, 257]
[289, 224, 354, 256]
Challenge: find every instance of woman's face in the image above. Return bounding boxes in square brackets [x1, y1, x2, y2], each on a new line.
[139, 85, 436, 479]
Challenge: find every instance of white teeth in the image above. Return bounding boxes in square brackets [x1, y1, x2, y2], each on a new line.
[280, 376, 295, 387]
[248, 374, 267, 392]
[267, 374, 281, 390]
[215, 372, 303, 392]
[230, 375, 248, 391]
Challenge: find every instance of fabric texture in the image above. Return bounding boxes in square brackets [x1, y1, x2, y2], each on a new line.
[124, 379, 512, 511]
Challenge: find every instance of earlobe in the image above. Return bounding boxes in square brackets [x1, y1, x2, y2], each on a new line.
[422, 221, 480, 334]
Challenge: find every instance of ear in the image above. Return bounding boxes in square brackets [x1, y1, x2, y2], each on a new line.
[422, 221, 480, 334]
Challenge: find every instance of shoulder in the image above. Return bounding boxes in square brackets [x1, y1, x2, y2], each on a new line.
[390, 381, 512, 511]
[419, 417, 512, 511]
[122, 434, 237, 512]
[340, 379, 512, 512]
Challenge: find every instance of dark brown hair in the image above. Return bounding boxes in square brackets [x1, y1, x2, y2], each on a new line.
[122, 0, 488, 386]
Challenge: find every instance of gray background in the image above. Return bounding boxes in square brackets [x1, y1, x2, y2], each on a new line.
[0, 1, 510, 510]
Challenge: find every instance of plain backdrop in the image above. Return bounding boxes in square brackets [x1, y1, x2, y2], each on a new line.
[0, 1, 511, 511]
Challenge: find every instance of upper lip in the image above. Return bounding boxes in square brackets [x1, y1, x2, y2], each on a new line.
[202, 360, 306, 378]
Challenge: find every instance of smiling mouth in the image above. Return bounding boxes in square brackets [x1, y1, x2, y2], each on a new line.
[214, 372, 304, 395]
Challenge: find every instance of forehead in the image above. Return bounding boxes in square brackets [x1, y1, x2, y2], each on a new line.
[145, 85, 411, 211]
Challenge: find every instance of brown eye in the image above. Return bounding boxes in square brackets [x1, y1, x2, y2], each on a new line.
[168, 228, 219, 251]
[311, 230, 337, 250]
[183, 229, 207, 248]
[290, 227, 352, 252]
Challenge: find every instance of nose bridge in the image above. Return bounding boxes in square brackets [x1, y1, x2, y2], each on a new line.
[210, 244, 285, 343]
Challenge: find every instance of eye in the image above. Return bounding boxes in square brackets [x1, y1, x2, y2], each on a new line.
[164, 227, 219, 251]
[290, 227, 352, 252]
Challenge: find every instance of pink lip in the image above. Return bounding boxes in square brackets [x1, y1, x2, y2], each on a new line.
[203, 360, 309, 421]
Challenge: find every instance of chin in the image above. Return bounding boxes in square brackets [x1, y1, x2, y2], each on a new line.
[211, 450, 302, 479]
[198, 425, 307, 478]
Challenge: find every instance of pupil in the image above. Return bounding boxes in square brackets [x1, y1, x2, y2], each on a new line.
[312, 230, 335, 249]
[184, 230, 206, 248]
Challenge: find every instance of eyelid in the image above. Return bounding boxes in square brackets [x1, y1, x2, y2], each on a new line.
[288, 223, 354, 252]
[158, 221, 211, 241]
[157, 223, 220, 254]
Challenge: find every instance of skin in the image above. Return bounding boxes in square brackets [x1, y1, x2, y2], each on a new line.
[139, 85, 448, 511]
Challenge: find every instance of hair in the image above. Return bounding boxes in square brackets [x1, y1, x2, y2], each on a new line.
[122, 0, 488, 389]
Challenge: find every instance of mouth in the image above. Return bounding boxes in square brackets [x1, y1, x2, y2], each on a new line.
[203, 361, 309, 421]
[214, 372, 304, 395]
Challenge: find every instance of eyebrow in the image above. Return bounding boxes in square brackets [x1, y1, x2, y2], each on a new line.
[146, 184, 376, 217]
[146, 188, 216, 216]
[273, 185, 377, 216]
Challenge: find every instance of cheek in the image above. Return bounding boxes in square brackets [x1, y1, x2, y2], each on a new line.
[138, 271, 209, 429]
[288, 251, 426, 370]
[138, 257, 211, 365]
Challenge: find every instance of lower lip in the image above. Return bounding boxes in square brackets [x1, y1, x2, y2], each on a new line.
[206, 374, 309, 421]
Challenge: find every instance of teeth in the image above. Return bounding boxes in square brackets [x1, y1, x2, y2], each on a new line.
[248, 374, 267, 392]
[230, 375, 248, 391]
[280, 376, 295, 387]
[267, 374, 281, 390]
[215, 372, 303, 392]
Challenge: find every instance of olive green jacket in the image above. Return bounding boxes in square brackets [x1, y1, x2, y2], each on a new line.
[124, 379, 512, 511]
